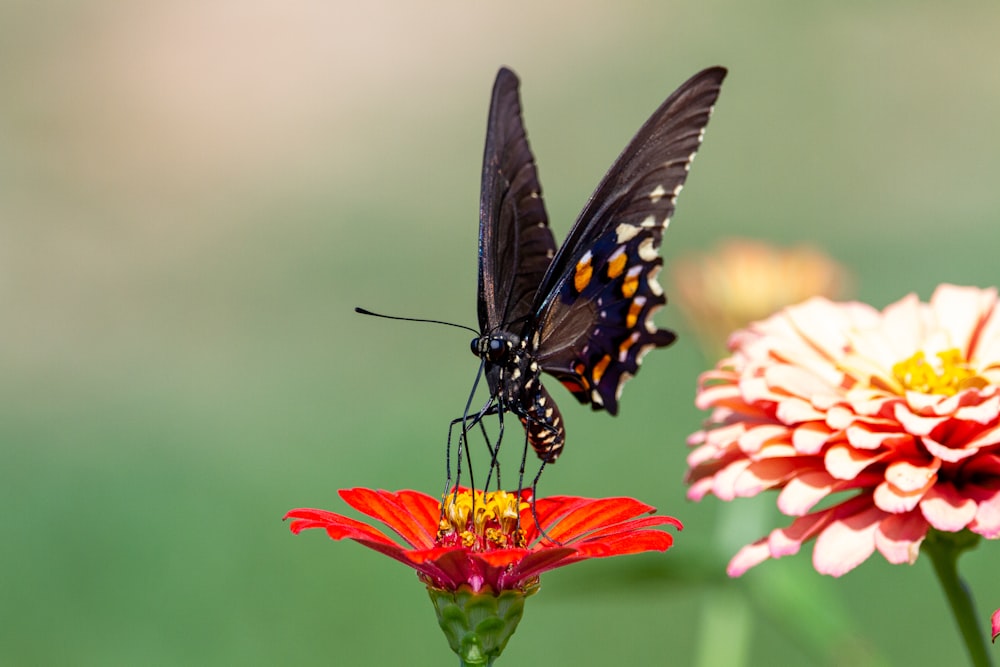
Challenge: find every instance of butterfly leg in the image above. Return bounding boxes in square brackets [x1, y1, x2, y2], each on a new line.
[528, 458, 562, 546]
[482, 408, 506, 492]
[444, 397, 502, 501]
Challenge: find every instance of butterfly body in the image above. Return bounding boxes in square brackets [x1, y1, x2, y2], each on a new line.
[472, 66, 725, 463]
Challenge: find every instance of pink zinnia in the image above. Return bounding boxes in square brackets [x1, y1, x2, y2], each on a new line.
[687, 284, 1000, 576]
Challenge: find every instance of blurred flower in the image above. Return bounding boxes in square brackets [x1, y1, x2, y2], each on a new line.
[992, 608, 1000, 642]
[671, 238, 850, 357]
[687, 284, 1000, 577]
[286, 487, 681, 664]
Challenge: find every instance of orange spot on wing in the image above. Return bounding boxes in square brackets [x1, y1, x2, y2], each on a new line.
[618, 332, 639, 360]
[622, 272, 639, 298]
[574, 257, 593, 292]
[592, 354, 612, 385]
[607, 249, 627, 279]
[626, 300, 643, 329]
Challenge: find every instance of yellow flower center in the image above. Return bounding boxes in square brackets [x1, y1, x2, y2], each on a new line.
[891, 348, 987, 396]
[437, 489, 529, 551]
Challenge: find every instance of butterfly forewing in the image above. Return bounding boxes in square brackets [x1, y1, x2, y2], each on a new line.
[478, 68, 557, 334]
[534, 67, 726, 414]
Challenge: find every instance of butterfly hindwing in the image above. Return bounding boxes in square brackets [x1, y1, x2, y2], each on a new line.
[535, 224, 676, 414]
[534, 67, 726, 414]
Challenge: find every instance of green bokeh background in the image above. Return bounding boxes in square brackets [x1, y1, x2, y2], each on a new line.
[4, 1, 1000, 665]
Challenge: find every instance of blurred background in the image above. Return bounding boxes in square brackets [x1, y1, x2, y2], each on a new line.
[4, 1, 1000, 664]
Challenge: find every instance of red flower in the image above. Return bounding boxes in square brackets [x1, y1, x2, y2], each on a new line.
[285, 487, 682, 593]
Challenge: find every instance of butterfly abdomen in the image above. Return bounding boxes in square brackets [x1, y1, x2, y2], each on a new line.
[519, 383, 565, 462]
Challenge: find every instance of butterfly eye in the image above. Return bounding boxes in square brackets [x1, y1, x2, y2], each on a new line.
[487, 337, 508, 362]
[470, 337, 481, 356]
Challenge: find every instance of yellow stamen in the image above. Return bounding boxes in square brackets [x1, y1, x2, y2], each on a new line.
[438, 489, 530, 550]
[891, 348, 987, 396]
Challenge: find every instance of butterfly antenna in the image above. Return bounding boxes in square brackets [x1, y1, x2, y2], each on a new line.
[355, 307, 478, 335]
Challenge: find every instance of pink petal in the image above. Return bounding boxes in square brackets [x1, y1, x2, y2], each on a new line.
[894, 403, 946, 435]
[687, 476, 716, 502]
[922, 436, 977, 463]
[873, 479, 927, 514]
[992, 608, 1000, 643]
[825, 444, 886, 480]
[919, 483, 977, 531]
[738, 424, 791, 454]
[695, 382, 743, 410]
[776, 397, 826, 423]
[766, 364, 836, 402]
[845, 423, 908, 450]
[964, 422, 1000, 450]
[709, 458, 753, 501]
[727, 539, 772, 577]
[885, 459, 940, 493]
[734, 458, 799, 496]
[768, 510, 834, 557]
[954, 394, 1000, 424]
[784, 298, 853, 361]
[878, 293, 924, 355]
[971, 490, 1000, 539]
[791, 422, 832, 454]
[930, 284, 996, 355]
[874, 511, 928, 564]
[777, 471, 836, 516]
[813, 505, 884, 577]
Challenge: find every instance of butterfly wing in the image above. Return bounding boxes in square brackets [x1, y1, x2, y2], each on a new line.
[478, 68, 557, 335]
[533, 67, 727, 414]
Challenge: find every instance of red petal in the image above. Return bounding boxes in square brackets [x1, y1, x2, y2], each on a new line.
[573, 515, 682, 543]
[284, 508, 399, 548]
[395, 489, 442, 533]
[569, 529, 676, 558]
[540, 497, 658, 543]
[338, 488, 437, 549]
[506, 547, 578, 582]
[523, 496, 591, 542]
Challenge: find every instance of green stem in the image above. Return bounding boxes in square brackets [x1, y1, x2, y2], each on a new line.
[922, 531, 992, 667]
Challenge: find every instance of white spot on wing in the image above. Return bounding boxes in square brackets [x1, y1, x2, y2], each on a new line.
[615, 372, 633, 400]
[648, 265, 664, 297]
[648, 184, 667, 204]
[637, 237, 658, 262]
[635, 343, 656, 365]
[615, 223, 640, 243]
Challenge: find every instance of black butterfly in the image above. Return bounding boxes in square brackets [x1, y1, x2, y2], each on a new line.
[470, 66, 726, 463]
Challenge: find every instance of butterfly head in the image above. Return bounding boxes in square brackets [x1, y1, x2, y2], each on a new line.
[471, 332, 522, 365]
